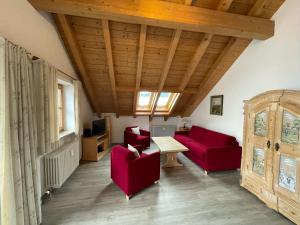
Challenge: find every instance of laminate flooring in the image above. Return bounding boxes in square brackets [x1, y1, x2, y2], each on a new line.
[42, 145, 294, 225]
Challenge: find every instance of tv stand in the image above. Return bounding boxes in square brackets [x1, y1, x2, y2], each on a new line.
[82, 116, 111, 162]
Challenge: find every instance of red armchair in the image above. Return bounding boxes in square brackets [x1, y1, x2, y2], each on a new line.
[124, 126, 151, 150]
[111, 145, 160, 199]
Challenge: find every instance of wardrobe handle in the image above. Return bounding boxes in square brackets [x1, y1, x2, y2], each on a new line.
[275, 143, 280, 151]
[267, 140, 271, 149]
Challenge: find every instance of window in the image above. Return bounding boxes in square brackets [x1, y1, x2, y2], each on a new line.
[135, 91, 180, 115]
[157, 92, 171, 107]
[136, 91, 157, 113]
[57, 77, 76, 137]
[155, 92, 180, 114]
[57, 84, 64, 132]
[138, 91, 152, 106]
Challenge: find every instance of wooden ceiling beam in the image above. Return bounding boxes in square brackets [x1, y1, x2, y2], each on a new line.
[179, 33, 213, 92]
[217, 0, 234, 11]
[28, 0, 274, 40]
[184, 0, 193, 6]
[102, 19, 119, 117]
[116, 86, 198, 94]
[133, 24, 147, 115]
[53, 14, 99, 114]
[150, 29, 182, 120]
[169, 0, 233, 118]
[182, 38, 240, 116]
[181, 0, 271, 116]
[167, 33, 212, 118]
[248, 0, 273, 17]
[164, 0, 195, 121]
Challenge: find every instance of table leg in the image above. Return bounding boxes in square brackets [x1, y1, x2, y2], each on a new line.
[162, 152, 183, 168]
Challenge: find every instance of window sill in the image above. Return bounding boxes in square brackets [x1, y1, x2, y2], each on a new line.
[59, 130, 74, 139]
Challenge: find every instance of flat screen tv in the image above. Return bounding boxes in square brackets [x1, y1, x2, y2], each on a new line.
[92, 119, 106, 136]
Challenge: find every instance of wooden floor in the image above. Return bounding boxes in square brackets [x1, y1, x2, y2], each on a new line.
[42, 149, 294, 225]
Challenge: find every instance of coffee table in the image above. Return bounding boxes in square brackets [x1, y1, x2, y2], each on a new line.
[152, 136, 188, 168]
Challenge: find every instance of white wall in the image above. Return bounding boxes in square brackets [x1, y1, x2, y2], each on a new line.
[102, 114, 181, 143]
[191, 0, 300, 144]
[0, 0, 94, 129]
[0, 0, 95, 218]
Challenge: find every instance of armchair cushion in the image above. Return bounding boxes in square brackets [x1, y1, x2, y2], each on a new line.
[131, 126, 140, 135]
[128, 144, 140, 158]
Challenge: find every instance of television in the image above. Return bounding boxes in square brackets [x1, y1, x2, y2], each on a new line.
[92, 119, 106, 136]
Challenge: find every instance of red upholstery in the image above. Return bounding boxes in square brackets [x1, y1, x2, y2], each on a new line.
[174, 125, 242, 172]
[124, 126, 151, 151]
[202, 130, 238, 147]
[173, 134, 194, 146]
[111, 145, 160, 196]
[188, 126, 207, 142]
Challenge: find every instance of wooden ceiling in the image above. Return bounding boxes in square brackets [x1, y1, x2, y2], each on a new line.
[29, 0, 285, 118]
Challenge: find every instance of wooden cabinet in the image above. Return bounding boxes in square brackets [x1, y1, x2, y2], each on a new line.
[82, 116, 112, 162]
[241, 90, 300, 224]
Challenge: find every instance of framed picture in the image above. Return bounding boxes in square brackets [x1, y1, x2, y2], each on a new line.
[210, 95, 223, 116]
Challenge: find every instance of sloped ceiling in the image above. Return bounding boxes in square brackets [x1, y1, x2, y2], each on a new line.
[29, 0, 285, 118]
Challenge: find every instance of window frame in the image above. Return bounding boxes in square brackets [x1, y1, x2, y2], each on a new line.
[136, 91, 157, 112]
[135, 91, 180, 115]
[57, 84, 65, 133]
[154, 92, 180, 114]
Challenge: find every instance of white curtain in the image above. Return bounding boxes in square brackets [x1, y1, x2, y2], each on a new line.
[33, 60, 59, 155]
[74, 80, 81, 136]
[0, 37, 6, 225]
[0, 40, 41, 225]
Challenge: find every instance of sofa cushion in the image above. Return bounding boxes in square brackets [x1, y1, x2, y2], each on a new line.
[174, 134, 194, 146]
[188, 126, 207, 142]
[202, 130, 237, 147]
[185, 141, 207, 161]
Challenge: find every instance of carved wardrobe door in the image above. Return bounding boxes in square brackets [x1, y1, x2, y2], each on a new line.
[273, 91, 300, 224]
[241, 91, 283, 209]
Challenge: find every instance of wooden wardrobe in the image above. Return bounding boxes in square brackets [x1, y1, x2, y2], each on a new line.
[241, 90, 300, 224]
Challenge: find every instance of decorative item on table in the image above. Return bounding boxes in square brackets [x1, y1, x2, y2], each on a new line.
[181, 117, 191, 128]
[210, 95, 223, 116]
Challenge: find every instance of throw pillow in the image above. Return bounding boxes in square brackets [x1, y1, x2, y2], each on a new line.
[131, 126, 140, 135]
[128, 144, 140, 158]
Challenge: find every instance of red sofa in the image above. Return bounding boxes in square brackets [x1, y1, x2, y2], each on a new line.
[111, 145, 160, 198]
[124, 126, 151, 150]
[174, 126, 242, 173]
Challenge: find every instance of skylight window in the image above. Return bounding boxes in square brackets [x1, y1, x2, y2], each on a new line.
[155, 92, 180, 114]
[136, 91, 180, 115]
[157, 92, 171, 107]
[136, 91, 156, 112]
[138, 91, 152, 106]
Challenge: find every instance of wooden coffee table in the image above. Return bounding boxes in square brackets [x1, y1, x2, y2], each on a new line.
[152, 136, 188, 168]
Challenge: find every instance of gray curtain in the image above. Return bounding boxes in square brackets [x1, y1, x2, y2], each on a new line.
[33, 60, 58, 155]
[0, 40, 40, 225]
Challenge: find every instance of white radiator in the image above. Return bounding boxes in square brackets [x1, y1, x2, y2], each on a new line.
[150, 125, 177, 137]
[44, 140, 79, 189]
